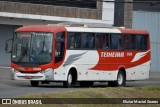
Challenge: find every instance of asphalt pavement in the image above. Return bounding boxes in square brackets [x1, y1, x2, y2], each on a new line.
[0, 68, 160, 98]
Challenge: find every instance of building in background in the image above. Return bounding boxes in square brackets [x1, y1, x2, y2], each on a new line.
[114, 0, 160, 72]
[0, 0, 114, 66]
[132, 0, 160, 73]
[114, 0, 133, 28]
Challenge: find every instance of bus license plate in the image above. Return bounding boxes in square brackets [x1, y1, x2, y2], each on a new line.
[25, 75, 33, 79]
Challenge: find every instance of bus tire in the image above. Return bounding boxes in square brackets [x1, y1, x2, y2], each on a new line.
[79, 81, 94, 87]
[63, 71, 73, 88]
[108, 70, 126, 87]
[30, 81, 39, 87]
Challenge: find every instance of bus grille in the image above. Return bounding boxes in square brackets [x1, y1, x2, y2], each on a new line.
[17, 76, 43, 80]
[19, 71, 39, 73]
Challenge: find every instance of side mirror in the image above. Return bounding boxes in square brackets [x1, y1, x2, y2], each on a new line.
[5, 38, 13, 53]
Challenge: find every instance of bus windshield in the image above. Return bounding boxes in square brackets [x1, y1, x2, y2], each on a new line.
[12, 32, 53, 65]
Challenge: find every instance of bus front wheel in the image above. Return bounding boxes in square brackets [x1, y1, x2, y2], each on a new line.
[108, 70, 126, 87]
[63, 72, 73, 88]
[30, 81, 39, 87]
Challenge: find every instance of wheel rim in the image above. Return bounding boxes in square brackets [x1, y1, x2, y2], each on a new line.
[68, 74, 72, 85]
[118, 73, 123, 85]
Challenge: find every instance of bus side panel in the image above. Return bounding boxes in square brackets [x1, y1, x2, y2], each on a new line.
[56, 48, 150, 81]
[61, 50, 118, 81]
[126, 61, 150, 80]
[53, 67, 66, 81]
[135, 61, 150, 80]
[62, 50, 100, 81]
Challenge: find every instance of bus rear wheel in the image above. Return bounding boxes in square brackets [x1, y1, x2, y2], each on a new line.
[108, 70, 126, 87]
[79, 81, 94, 87]
[63, 72, 73, 88]
[30, 81, 39, 87]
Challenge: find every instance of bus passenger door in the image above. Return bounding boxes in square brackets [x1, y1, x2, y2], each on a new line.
[54, 32, 65, 65]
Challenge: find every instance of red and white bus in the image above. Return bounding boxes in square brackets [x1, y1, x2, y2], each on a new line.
[6, 24, 150, 87]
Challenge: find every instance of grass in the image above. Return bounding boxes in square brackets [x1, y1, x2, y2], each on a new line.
[136, 86, 160, 91]
[21, 86, 160, 98]
[2, 86, 160, 107]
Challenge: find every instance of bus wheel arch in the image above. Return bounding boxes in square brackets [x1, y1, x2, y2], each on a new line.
[108, 68, 126, 87]
[63, 67, 78, 88]
[118, 68, 126, 86]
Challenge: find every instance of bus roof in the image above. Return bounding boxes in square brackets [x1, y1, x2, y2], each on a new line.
[66, 27, 149, 35]
[119, 28, 149, 35]
[65, 27, 121, 33]
[15, 25, 149, 35]
[15, 25, 66, 32]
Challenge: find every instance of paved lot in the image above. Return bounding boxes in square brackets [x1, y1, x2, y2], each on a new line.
[0, 68, 160, 98]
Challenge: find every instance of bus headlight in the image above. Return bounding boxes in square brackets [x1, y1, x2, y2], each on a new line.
[11, 68, 19, 73]
[40, 68, 53, 74]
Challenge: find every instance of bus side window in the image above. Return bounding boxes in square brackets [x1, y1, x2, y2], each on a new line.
[136, 35, 148, 50]
[88, 33, 95, 49]
[96, 33, 103, 49]
[68, 32, 81, 49]
[131, 35, 136, 50]
[82, 33, 95, 49]
[124, 34, 130, 49]
[110, 34, 123, 50]
[82, 33, 87, 48]
[143, 35, 148, 50]
[137, 35, 143, 50]
[75, 33, 81, 49]
[103, 34, 110, 49]
[68, 33, 74, 49]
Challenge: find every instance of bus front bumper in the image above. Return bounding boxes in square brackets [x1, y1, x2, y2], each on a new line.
[10, 68, 54, 81]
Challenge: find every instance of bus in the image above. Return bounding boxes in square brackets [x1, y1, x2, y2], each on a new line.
[5, 23, 150, 87]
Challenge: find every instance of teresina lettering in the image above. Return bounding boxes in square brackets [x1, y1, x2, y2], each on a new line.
[101, 52, 124, 57]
